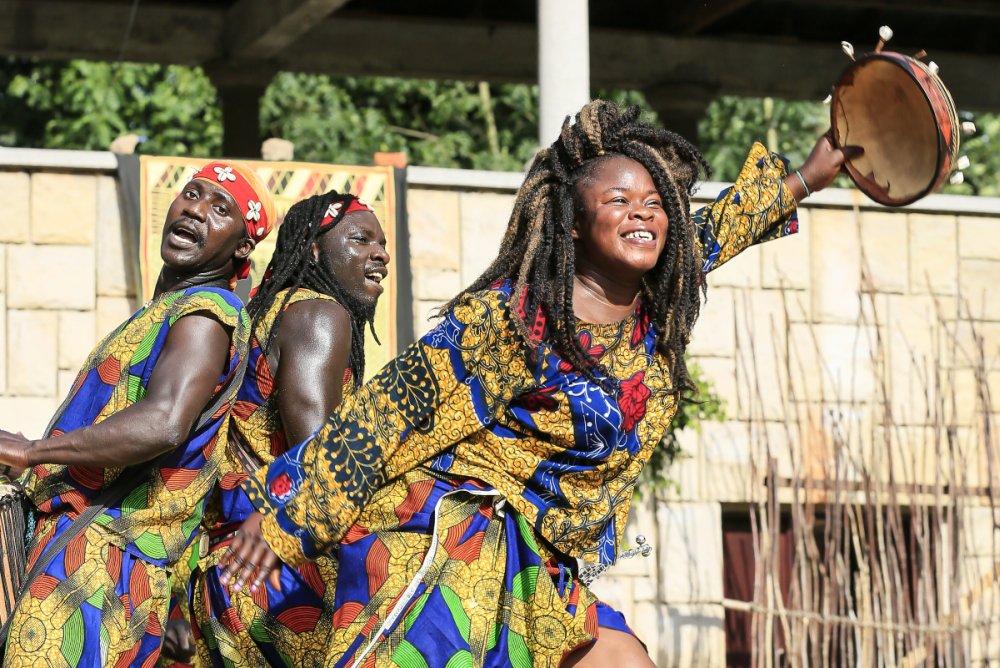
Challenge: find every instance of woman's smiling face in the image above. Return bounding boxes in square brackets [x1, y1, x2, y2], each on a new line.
[572, 155, 668, 281]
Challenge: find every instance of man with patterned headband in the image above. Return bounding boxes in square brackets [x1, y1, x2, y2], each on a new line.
[180, 190, 389, 668]
[0, 160, 275, 668]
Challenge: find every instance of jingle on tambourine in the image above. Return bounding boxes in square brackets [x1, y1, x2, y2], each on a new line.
[830, 29, 962, 207]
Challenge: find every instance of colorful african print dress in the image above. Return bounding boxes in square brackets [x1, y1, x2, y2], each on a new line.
[5, 287, 248, 668]
[244, 144, 798, 667]
[192, 288, 353, 668]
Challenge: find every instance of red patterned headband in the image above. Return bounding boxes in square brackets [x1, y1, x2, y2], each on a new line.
[319, 195, 375, 231]
[192, 161, 276, 280]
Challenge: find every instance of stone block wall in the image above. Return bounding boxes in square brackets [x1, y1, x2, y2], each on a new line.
[406, 185, 516, 337]
[406, 173, 1000, 666]
[3, 150, 999, 665]
[0, 162, 137, 437]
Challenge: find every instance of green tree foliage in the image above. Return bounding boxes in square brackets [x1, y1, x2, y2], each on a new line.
[5, 57, 995, 197]
[948, 112, 998, 197]
[0, 59, 48, 147]
[697, 96, 829, 182]
[4, 59, 221, 156]
[260, 74, 540, 170]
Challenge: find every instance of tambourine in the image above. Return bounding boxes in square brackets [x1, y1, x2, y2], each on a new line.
[830, 40, 961, 207]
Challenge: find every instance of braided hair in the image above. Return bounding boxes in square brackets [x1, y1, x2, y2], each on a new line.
[441, 100, 710, 398]
[247, 191, 378, 388]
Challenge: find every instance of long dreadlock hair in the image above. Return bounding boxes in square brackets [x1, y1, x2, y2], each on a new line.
[441, 100, 710, 399]
[247, 191, 378, 388]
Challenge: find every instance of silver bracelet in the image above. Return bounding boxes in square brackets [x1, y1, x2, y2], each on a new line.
[794, 170, 811, 197]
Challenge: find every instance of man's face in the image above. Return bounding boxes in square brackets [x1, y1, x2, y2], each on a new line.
[160, 179, 250, 274]
[315, 210, 390, 308]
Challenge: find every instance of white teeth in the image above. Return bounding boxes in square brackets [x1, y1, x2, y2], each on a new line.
[172, 228, 197, 242]
[624, 231, 653, 241]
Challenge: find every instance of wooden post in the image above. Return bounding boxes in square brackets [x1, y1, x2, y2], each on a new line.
[217, 83, 266, 159]
[642, 81, 717, 143]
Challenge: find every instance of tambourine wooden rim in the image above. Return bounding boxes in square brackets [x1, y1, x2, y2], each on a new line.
[831, 51, 960, 207]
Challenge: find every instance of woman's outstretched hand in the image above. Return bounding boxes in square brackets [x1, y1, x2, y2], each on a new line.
[219, 511, 283, 593]
[794, 131, 864, 198]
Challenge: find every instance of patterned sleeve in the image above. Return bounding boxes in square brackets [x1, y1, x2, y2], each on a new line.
[693, 142, 799, 274]
[163, 288, 246, 351]
[168, 288, 249, 385]
[242, 286, 537, 566]
[94, 287, 247, 406]
[169, 288, 245, 326]
[174, 286, 249, 386]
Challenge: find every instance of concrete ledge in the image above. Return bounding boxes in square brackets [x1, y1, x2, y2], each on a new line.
[407, 165, 525, 191]
[0, 147, 118, 172]
[2, 147, 999, 217]
[409, 165, 1000, 216]
[768, 183, 1000, 217]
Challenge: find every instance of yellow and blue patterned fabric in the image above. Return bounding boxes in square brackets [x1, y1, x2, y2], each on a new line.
[695, 143, 799, 271]
[5, 287, 248, 668]
[243, 144, 796, 664]
[192, 288, 351, 668]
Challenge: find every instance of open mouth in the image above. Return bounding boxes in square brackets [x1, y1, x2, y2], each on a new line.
[168, 219, 201, 246]
[621, 229, 656, 242]
[364, 265, 387, 289]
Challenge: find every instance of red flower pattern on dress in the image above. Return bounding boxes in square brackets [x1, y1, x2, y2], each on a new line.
[558, 331, 606, 373]
[520, 385, 559, 412]
[270, 472, 293, 500]
[618, 371, 651, 432]
[631, 304, 650, 349]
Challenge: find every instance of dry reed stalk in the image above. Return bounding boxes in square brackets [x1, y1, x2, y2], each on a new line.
[724, 275, 999, 667]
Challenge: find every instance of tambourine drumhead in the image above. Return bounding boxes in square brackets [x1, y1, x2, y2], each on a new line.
[831, 52, 960, 207]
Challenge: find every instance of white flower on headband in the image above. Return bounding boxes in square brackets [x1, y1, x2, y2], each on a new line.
[246, 199, 262, 222]
[356, 197, 374, 211]
[214, 166, 236, 183]
[325, 202, 343, 218]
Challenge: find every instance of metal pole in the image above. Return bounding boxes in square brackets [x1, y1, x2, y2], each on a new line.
[537, 0, 590, 146]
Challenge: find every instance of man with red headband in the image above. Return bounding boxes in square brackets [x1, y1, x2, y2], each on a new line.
[175, 190, 389, 667]
[0, 161, 274, 668]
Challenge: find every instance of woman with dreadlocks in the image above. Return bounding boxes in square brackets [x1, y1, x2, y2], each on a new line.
[188, 191, 389, 667]
[222, 100, 853, 666]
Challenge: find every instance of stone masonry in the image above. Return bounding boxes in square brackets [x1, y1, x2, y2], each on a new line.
[1, 166, 136, 436]
[2, 150, 999, 666]
[406, 176, 1000, 666]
